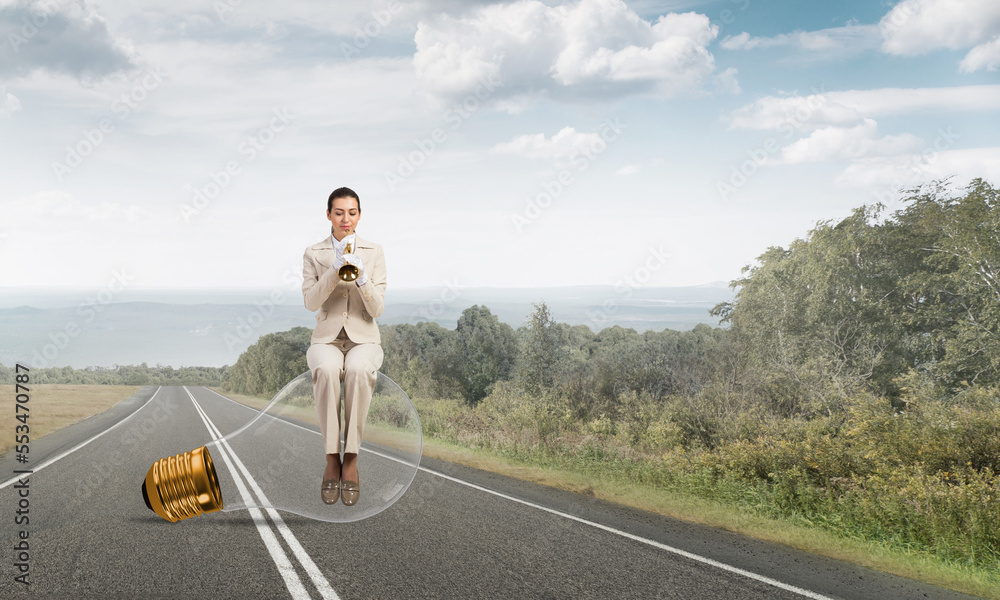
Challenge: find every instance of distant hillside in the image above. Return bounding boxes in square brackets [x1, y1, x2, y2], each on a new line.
[0, 284, 732, 368]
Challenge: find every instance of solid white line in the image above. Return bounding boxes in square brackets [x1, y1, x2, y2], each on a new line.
[185, 387, 341, 600]
[200, 386, 832, 599]
[0, 386, 163, 490]
[204, 386, 260, 413]
[418, 465, 836, 600]
[184, 387, 311, 600]
[203, 386, 412, 465]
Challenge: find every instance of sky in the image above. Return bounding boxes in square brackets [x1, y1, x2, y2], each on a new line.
[1, 0, 998, 294]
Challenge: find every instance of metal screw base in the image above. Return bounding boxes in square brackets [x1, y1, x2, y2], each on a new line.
[142, 446, 223, 522]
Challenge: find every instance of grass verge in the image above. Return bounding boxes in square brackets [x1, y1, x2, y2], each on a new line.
[8, 381, 995, 597]
[415, 433, 999, 600]
[1, 384, 142, 456]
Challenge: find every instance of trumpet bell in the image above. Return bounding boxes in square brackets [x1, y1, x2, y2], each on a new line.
[338, 241, 360, 282]
[338, 265, 359, 281]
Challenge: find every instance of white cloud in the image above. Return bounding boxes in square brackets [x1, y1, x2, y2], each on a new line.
[615, 164, 641, 175]
[879, 0, 1000, 56]
[0, 0, 137, 79]
[720, 31, 753, 50]
[721, 24, 879, 54]
[714, 66, 740, 95]
[780, 119, 924, 164]
[726, 92, 864, 132]
[0, 87, 19, 115]
[728, 85, 1000, 131]
[413, 0, 718, 108]
[960, 35, 1000, 72]
[2, 191, 155, 224]
[492, 127, 606, 160]
[835, 148, 1000, 192]
[726, 85, 993, 172]
[824, 85, 1000, 116]
[86, 0, 418, 38]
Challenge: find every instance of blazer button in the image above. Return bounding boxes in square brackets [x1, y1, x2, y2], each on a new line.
[342, 312, 348, 317]
[343, 292, 348, 297]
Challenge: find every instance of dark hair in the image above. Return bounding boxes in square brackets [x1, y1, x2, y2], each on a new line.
[328, 187, 361, 213]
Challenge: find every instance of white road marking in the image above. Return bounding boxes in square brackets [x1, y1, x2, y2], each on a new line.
[203, 386, 834, 600]
[184, 387, 340, 600]
[0, 383, 835, 599]
[418, 465, 836, 600]
[0, 386, 163, 490]
[184, 387, 312, 599]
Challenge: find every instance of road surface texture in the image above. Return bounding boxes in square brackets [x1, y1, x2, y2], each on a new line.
[0, 385, 987, 599]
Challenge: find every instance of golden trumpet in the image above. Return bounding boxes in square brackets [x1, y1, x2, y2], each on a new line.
[338, 241, 360, 282]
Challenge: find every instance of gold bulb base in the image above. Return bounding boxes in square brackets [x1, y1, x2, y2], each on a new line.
[142, 446, 223, 522]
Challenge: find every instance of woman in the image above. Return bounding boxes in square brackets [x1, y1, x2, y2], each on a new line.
[301, 187, 386, 506]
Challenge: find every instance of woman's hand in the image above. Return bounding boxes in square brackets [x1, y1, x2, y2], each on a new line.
[332, 234, 353, 270]
[343, 253, 369, 286]
[334, 235, 352, 256]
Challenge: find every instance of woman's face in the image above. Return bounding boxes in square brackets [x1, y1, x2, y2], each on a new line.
[328, 196, 361, 241]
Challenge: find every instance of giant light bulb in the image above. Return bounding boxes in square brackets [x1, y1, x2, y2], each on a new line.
[141, 370, 421, 523]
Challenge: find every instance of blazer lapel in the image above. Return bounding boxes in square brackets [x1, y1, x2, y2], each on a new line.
[353, 234, 375, 267]
[313, 233, 372, 271]
[311, 236, 336, 269]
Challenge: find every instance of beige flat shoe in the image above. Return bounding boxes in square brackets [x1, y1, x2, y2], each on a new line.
[321, 478, 340, 505]
[341, 480, 359, 506]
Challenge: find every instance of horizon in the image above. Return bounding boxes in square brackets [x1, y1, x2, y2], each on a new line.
[1, 283, 733, 368]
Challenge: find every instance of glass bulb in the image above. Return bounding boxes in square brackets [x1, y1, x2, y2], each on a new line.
[141, 370, 421, 523]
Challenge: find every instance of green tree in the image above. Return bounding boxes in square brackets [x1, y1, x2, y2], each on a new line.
[713, 178, 1000, 410]
[895, 178, 1000, 387]
[712, 204, 912, 415]
[381, 322, 462, 399]
[223, 327, 310, 397]
[455, 305, 518, 405]
[517, 301, 567, 394]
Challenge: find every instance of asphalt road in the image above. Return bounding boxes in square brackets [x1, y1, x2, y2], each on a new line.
[0, 385, 988, 600]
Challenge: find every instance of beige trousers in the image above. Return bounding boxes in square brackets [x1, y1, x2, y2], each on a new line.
[306, 327, 384, 455]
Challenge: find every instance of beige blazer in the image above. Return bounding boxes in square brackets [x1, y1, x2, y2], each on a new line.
[302, 233, 386, 345]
